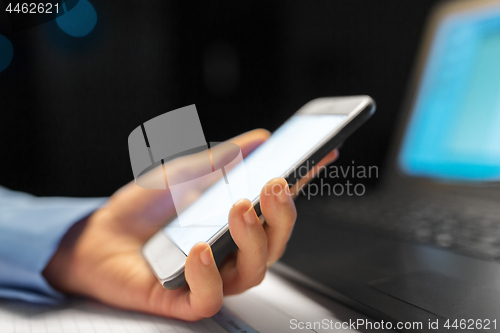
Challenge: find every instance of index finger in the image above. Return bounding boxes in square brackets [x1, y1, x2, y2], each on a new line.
[289, 149, 339, 198]
[109, 129, 270, 230]
[229, 128, 270, 158]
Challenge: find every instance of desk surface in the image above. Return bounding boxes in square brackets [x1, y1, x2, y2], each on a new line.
[0, 263, 393, 333]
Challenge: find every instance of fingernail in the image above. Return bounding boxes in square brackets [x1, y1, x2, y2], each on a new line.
[200, 246, 213, 266]
[277, 184, 291, 203]
[243, 205, 256, 225]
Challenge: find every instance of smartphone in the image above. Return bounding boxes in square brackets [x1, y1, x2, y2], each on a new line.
[143, 95, 376, 289]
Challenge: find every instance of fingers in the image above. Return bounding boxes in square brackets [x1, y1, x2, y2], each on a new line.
[165, 128, 270, 193]
[221, 178, 297, 295]
[163, 129, 271, 208]
[167, 128, 270, 183]
[229, 128, 270, 157]
[221, 199, 268, 295]
[178, 242, 224, 320]
[290, 149, 339, 198]
[260, 178, 297, 266]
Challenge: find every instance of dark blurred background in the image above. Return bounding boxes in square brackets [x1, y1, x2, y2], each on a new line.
[0, 0, 440, 197]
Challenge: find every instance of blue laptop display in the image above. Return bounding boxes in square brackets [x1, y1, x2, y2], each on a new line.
[399, 7, 500, 182]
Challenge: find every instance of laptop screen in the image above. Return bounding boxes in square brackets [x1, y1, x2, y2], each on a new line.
[399, 6, 500, 182]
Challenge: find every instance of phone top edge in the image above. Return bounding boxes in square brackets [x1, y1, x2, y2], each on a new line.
[281, 96, 375, 182]
[296, 95, 374, 116]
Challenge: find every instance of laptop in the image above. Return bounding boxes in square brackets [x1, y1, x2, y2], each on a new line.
[280, 0, 500, 331]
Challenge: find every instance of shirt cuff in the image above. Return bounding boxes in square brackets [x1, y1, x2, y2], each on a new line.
[0, 186, 107, 304]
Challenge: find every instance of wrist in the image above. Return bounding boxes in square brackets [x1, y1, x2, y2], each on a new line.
[42, 215, 90, 295]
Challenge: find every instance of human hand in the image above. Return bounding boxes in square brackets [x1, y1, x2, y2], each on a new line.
[43, 129, 338, 321]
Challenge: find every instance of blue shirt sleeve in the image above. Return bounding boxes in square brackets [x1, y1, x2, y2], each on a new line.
[0, 186, 107, 305]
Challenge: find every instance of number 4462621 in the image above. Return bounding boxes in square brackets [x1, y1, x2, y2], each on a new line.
[5, 2, 59, 14]
[444, 319, 497, 330]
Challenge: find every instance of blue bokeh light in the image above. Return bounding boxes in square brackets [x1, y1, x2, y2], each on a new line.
[0, 35, 14, 72]
[56, 0, 97, 37]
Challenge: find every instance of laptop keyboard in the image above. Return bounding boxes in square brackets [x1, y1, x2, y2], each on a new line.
[318, 191, 500, 261]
